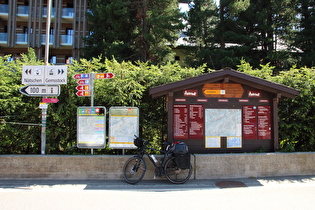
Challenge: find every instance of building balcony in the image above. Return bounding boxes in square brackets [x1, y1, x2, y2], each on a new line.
[0, 4, 75, 20]
[0, 33, 74, 46]
[0, 32, 7, 44]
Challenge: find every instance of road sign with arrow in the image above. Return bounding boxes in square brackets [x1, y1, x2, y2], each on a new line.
[19, 85, 60, 97]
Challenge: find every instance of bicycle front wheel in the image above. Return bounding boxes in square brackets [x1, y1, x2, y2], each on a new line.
[123, 156, 146, 184]
[164, 158, 192, 184]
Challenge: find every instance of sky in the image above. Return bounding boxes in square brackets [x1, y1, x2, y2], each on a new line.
[179, 1, 220, 12]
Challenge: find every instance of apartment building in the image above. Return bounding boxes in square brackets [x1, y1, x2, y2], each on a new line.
[0, 0, 88, 64]
[0, 0, 190, 64]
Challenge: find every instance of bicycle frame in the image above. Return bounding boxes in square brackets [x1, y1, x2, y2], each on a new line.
[137, 144, 172, 176]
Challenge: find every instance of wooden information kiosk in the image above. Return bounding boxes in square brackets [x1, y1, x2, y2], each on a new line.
[150, 68, 300, 153]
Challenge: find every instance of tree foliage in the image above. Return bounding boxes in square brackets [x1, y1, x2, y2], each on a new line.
[237, 60, 315, 152]
[84, 0, 184, 64]
[185, 0, 301, 70]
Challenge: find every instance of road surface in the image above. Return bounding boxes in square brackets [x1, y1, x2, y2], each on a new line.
[0, 176, 314, 210]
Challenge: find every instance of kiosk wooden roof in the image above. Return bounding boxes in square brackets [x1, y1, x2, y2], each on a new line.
[150, 68, 300, 99]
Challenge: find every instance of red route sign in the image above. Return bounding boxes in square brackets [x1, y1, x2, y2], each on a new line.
[76, 85, 90, 91]
[73, 73, 90, 80]
[77, 80, 90, 85]
[42, 98, 59, 103]
[76, 90, 90, 97]
[95, 73, 115, 79]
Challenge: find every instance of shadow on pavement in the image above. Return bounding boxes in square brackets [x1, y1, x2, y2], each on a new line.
[0, 175, 314, 192]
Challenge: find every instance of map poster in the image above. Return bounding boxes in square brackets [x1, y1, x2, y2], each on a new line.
[108, 107, 139, 149]
[77, 106, 106, 148]
[258, 106, 272, 139]
[205, 109, 242, 148]
[173, 105, 189, 140]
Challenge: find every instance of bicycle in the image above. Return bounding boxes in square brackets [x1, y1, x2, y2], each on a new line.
[123, 136, 192, 184]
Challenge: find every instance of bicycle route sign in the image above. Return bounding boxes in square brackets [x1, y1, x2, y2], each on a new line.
[77, 106, 106, 149]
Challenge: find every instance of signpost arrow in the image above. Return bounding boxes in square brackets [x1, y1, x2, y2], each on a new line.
[42, 98, 59, 103]
[77, 80, 90, 85]
[76, 90, 90, 97]
[73, 73, 90, 80]
[19, 85, 60, 97]
[95, 73, 115, 79]
[76, 85, 90, 91]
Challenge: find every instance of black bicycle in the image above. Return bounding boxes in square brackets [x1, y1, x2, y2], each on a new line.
[123, 136, 192, 184]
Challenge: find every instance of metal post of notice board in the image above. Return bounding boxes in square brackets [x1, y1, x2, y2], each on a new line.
[41, 108, 47, 155]
[90, 73, 94, 155]
[39, 103, 48, 154]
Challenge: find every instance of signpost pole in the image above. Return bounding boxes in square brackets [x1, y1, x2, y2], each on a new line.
[42, 0, 52, 155]
[44, 0, 52, 65]
[90, 73, 94, 155]
[90, 73, 94, 107]
[41, 107, 47, 155]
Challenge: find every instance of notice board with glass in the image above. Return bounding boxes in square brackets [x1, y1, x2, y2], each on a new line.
[108, 107, 139, 149]
[205, 109, 242, 148]
[173, 104, 204, 140]
[77, 106, 106, 148]
[243, 105, 272, 140]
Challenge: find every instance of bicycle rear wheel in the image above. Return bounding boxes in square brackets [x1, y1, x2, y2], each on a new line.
[164, 158, 192, 184]
[123, 156, 146, 184]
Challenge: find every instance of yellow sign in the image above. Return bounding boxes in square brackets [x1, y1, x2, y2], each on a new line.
[204, 90, 226, 95]
[202, 83, 244, 98]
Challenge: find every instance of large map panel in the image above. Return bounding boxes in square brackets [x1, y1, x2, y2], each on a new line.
[77, 107, 106, 148]
[109, 107, 139, 149]
[205, 109, 242, 148]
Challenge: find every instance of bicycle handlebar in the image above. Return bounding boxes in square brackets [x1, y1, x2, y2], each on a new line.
[134, 135, 170, 154]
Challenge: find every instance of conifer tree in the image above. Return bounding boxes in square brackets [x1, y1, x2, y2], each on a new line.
[83, 0, 184, 64]
[294, 0, 315, 67]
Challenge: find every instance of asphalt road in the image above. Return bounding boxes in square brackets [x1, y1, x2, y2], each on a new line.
[0, 176, 315, 210]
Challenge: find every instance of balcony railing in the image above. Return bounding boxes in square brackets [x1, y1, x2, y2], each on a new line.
[62, 8, 74, 17]
[61, 35, 73, 45]
[0, 33, 7, 43]
[0, 4, 75, 18]
[0, 33, 74, 46]
[16, 33, 28, 44]
[0, 4, 8, 13]
[17, 5, 28, 15]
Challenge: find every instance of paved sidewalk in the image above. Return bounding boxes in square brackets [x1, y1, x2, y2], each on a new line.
[0, 175, 314, 191]
[1, 175, 315, 210]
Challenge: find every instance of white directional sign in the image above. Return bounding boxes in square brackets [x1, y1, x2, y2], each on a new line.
[45, 66, 67, 84]
[22, 65, 67, 85]
[19, 85, 60, 97]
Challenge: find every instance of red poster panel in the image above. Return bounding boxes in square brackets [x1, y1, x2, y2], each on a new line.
[173, 105, 188, 140]
[258, 106, 272, 139]
[243, 106, 257, 140]
[189, 105, 204, 139]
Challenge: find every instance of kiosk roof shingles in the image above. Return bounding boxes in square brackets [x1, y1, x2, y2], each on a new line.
[149, 68, 300, 99]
